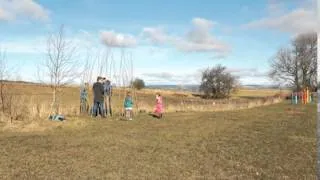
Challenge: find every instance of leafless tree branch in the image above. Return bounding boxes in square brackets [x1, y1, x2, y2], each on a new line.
[41, 25, 81, 115]
[269, 32, 317, 91]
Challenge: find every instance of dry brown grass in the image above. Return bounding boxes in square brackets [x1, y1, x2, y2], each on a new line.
[0, 102, 316, 179]
[232, 88, 291, 98]
[0, 83, 286, 126]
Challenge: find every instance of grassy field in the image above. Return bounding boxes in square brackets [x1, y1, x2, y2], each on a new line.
[0, 101, 316, 179]
[0, 83, 290, 122]
[232, 88, 291, 98]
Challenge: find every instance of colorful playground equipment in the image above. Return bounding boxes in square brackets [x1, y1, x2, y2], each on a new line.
[291, 87, 313, 104]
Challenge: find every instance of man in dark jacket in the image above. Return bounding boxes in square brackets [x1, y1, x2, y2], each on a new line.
[92, 76, 105, 118]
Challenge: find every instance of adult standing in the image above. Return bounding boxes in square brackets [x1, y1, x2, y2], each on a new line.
[92, 76, 105, 118]
[104, 78, 113, 117]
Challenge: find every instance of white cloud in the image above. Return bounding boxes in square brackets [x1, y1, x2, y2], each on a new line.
[142, 17, 230, 55]
[139, 71, 271, 86]
[0, 0, 50, 21]
[226, 68, 268, 78]
[143, 72, 174, 80]
[243, 0, 318, 34]
[0, 7, 12, 20]
[175, 39, 230, 53]
[140, 67, 270, 85]
[240, 77, 273, 86]
[175, 18, 229, 53]
[191, 18, 216, 30]
[244, 9, 317, 34]
[141, 71, 201, 85]
[100, 30, 137, 48]
[141, 27, 170, 44]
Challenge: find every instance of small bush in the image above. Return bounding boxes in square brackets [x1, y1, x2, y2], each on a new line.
[199, 64, 239, 99]
[132, 78, 145, 90]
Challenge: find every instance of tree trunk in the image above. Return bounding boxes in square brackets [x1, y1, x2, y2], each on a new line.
[51, 87, 58, 115]
[294, 59, 300, 91]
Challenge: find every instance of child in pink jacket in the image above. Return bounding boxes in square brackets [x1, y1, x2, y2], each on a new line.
[153, 92, 163, 118]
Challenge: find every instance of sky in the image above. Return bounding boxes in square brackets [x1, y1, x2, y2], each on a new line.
[0, 0, 318, 86]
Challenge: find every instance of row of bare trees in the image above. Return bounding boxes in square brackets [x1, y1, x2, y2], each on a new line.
[0, 47, 23, 123]
[1, 24, 136, 121]
[0, 48, 10, 119]
[38, 25, 135, 117]
[0, 49, 9, 114]
[269, 32, 317, 91]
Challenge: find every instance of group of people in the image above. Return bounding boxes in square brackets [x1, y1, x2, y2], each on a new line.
[80, 76, 164, 120]
[91, 76, 113, 118]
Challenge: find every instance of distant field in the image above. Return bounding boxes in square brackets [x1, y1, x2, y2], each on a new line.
[1, 83, 287, 119]
[0, 102, 316, 179]
[143, 87, 290, 98]
[232, 88, 291, 98]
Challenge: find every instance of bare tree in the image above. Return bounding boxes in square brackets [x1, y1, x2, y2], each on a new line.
[43, 25, 79, 116]
[269, 48, 300, 90]
[293, 33, 317, 89]
[269, 32, 317, 91]
[0, 47, 21, 123]
[81, 47, 95, 85]
[0, 47, 10, 114]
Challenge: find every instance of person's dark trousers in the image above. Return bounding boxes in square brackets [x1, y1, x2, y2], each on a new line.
[93, 101, 105, 118]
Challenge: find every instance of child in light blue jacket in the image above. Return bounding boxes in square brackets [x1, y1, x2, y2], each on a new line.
[124, 91, 133, 120]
